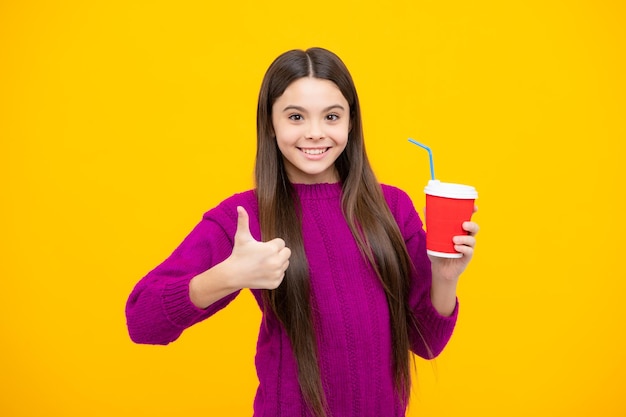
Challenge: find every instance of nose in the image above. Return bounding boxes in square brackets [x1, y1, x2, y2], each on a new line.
[305, 120, 324, 140]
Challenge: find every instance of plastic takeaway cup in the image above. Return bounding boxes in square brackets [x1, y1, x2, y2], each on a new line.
[424, 180, 478, 258]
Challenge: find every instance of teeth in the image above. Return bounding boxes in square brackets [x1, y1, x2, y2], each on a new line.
[302, 148, 327, 155]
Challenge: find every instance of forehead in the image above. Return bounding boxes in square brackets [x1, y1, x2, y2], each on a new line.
[275, 77, 348, 106]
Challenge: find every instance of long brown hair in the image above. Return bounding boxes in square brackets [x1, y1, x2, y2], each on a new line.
[255, 47, 421, 417]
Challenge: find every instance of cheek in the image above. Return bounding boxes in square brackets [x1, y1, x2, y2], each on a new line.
[331, 124, 350, 145]
[274, 128, 303, 155]
[275, 127, 300, 146]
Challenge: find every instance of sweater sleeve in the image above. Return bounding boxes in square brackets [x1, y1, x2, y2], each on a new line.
[125, 195, 253, 345]
[383, 185, 458, 359]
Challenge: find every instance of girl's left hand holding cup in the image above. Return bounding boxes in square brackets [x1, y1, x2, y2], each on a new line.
[429, 206, 479, 284]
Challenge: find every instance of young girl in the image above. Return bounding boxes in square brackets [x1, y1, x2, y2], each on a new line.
[126, 47, 479, 417]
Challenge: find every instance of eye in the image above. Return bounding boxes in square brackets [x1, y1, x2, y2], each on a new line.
[289, 114, 303, 121]
[326, 113, 340, 121]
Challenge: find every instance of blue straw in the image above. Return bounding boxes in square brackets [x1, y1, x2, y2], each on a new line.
[408, 138, 435, 180]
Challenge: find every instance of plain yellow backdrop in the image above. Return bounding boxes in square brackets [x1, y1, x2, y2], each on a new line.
[1, 0, 625, 416]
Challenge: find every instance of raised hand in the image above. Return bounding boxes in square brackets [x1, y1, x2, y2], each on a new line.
[189, 206, 291, 309]
[429, 220, 479, 283]
[229, 206, 291, 290]
[428, 216, 479, 316]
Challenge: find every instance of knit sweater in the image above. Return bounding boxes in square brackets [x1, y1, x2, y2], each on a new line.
[125, 182, 458, 416]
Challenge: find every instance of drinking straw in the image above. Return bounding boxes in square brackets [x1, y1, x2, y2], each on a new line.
[408, 138, 435, 180]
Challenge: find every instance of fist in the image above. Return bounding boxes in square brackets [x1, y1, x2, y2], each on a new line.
[230, 206, 291, 290]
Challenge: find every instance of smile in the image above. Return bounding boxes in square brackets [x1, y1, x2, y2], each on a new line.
[300, 148, 329, 155]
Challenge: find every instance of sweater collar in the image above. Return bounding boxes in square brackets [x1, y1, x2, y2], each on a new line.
[291, 182, 342, 200]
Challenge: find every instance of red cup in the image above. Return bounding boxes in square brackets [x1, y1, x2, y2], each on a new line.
[424, 180, 478, 258]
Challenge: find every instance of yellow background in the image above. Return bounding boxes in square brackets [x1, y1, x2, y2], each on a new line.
[2, 0, 624, 415]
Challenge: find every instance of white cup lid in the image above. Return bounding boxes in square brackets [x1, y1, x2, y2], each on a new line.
[424, 180, 478, 199]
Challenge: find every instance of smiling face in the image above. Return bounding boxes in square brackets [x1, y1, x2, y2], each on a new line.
[271, 77, 350, 184]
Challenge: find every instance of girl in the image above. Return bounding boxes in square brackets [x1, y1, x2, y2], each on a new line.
[126, 47, 479, 417]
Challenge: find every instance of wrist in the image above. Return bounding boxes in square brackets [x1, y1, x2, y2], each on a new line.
[189, 261, 240, 309]
[430, 279, 458, 317]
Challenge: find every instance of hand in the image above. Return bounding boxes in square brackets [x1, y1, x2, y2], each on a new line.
[228, 206, 291, 290]
[429, 207, 480, 284]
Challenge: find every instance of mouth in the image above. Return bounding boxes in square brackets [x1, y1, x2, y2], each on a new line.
[299, 147, 330, 155]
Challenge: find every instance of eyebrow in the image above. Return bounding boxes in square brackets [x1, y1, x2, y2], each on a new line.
[281, 104, 346, 113]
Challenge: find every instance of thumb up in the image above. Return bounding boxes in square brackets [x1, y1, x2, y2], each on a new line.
[234, 205, 257, 246]
[229, 206, 291, 290]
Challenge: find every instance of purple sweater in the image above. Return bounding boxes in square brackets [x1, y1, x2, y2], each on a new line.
[126, 182, 458, 416]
